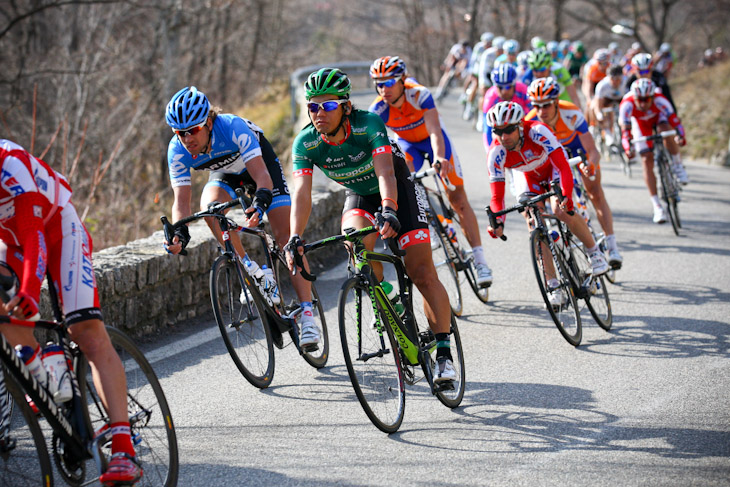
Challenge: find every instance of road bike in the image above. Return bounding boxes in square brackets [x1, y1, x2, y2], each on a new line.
[161, 189, 328, 389]
[487, 176, 612, 347]
[411, 164, 490, 316]
[634, 130, 683, 235]
[296, 224, 465, 433]
[0, 274, 178, 486]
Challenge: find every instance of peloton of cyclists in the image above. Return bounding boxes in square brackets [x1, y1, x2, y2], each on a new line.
[619, 78, 689, 224]
[368, 56, 494, 287]
[286, 68, 457, 383]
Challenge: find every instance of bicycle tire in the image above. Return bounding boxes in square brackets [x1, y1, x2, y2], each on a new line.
[339, 277, 405, 434]
[450, 215, 490, 304]
[0, 369, 54, 487]
[430, 224, 464, 316]
[434, 313, 465, 408]
[569, 244, 613, 331]
[210, 254, 275, 388]
[272, 254, 329, 368]
[656, 149, 680, 236]
[530, 229, 582, 346]
[78, 327, 179, 487]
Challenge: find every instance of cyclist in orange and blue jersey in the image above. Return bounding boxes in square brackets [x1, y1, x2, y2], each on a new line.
[368, 56, 494, 287]
[524, 78, 623, 269]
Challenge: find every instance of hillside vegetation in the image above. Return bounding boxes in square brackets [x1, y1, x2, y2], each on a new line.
[673, 61, 730, 164]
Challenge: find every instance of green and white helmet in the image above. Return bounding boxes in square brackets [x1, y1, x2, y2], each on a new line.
[304, 68, 351, 99]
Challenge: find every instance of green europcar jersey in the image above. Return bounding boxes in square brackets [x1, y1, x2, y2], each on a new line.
[292, 109, 392, 196]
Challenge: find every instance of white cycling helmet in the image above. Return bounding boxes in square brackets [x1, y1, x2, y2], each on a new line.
[631, 53, 653, 70]
[481, 32, 495, 43]
[631, 78, 656, 98]
[486, 101, 525, 127]
[659, 42, 671, 53]
[594, 48, 610, 63]
[492, 36, 506, 50]
[608, 41, 619, 52]
[503, 39, 520, 55]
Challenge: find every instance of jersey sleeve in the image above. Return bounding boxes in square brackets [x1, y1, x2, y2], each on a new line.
[618, 99, 633, 127]
[229, 116, 263, 164]
[364, 112, 392, 151]
[553, 65, 572, 87]
[291, 129, 316, 176]
[486, 144, 508, 219]
[167, 138, 192, 187]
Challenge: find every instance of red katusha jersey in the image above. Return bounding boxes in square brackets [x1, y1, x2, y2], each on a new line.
[0, 140, 73, 300]
[486, 120, 574, 222]
[619, 92, 683, 136]
[369, 78, 437, 143]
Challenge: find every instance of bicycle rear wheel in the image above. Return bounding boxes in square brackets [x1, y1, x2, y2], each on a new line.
[0, 370, 53, 486]
[273, 254, 329, 368]
[211, 254, 275, 388]
[79, 327, 179, 487]
[530, 229, 582, 346]
[430, 224, 463, 316]
[339, 277, 405, 434]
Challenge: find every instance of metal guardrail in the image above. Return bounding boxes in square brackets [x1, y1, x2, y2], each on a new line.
[289, 61, 373, 122]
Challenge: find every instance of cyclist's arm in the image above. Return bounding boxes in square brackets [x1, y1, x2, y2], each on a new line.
[165, 184, 193, 254]
[11, 192, 47, 313]
[372, 150, 399, 238]
[243, 155, 275, 226]
[289, 168, 313, 239]
[423, 108, 449, 174]
[565, 81, 581, 111]
[577, 131, 601, 170]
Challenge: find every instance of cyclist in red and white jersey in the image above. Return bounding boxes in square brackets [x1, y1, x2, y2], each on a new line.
[484, 102, 609, 305]
[0, 139, 142, 486]
[619, 79, 688, 223]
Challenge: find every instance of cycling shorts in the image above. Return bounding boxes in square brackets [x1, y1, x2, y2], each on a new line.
[205, 133, 291, 211]
[0, 203, 103, 326]
[397, 131, 464, 187]
[342, 154, 429, 250]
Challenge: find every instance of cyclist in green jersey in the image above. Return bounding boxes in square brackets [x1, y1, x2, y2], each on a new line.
[286, 68, 457, 383]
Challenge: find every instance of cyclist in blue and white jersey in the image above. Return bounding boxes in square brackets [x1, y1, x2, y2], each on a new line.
[163, 86, 320, 347]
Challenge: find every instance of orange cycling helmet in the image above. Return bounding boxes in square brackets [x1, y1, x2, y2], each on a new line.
[369, 56, 407, 80]
[527, 77, 561, 103]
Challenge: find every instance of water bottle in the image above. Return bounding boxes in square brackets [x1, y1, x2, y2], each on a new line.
[550, 230, 560, 243]
[380, 281, 405, 318]
[261, 265, 280, 305]
[16, 345, 48, 392]
[243, 256, 265, 281]
[41, 343, 73, 403]
[437, 215, 458, 245]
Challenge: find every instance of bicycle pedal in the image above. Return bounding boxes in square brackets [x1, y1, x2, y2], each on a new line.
[301, 343, 319, 353]
[434, 380, 455, 392]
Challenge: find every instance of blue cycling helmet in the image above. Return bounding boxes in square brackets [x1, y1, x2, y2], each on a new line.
[491, 64, 517, 86]
[165, 86, 210, 130]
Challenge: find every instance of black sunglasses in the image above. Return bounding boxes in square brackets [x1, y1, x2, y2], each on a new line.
[493, 124, 519, 136]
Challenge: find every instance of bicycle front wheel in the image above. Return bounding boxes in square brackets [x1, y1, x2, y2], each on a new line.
[0, 370, 53, 487]
[448, 206, 489, 304]
[79, 327, 179, 487]
[339, 277, 406, 434]
[570, 244, 613, 331]
[530, 229, 582, 346]
[211, 254, 275, 388]
[657, 152, 681, 235]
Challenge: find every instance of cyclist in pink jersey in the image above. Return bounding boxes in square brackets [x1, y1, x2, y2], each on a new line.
[482, 63, 532, 148]
[0, 139, 142, 486]
[484, 102, 609, 306]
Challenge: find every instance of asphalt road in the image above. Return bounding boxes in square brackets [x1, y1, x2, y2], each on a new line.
[107, 90, 730, 485]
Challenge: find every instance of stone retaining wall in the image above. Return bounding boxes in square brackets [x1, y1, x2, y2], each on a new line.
[40, 188, 345, 338]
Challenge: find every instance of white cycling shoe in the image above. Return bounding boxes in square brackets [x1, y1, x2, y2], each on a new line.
[299, 311, 321, 351]
[434, 357, 457, 383]
[475, 263, 493, 288]
[653, 206, 668, 224]
[589, 251, 610, 276]
[548, 288, 568, 309]
[673, 164, 689, 185]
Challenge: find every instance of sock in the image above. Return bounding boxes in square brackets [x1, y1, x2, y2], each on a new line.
[435, 333, 452, 360]
[671, 153, 682, 165]
[587, 245, 599, 254]
[110, 422, 135, 457]
[605, 234, 617, 251]
[471, 246, 487, 266]
[650, 195, 661, 208]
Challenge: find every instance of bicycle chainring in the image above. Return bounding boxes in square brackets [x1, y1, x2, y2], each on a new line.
[52, 431, 86, 486]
